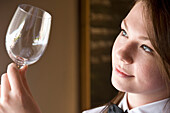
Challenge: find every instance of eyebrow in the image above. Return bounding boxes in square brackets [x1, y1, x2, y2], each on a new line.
[122, 19, 128, 31]
[139, 36, 150, 41]
[121, 19, 150, 41]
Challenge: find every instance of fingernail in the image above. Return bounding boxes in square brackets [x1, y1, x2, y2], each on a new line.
[20, 65, 28, 71]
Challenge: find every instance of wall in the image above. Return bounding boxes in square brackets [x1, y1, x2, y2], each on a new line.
[0, 0, 79, 113]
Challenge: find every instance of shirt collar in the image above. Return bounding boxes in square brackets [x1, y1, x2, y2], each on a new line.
[118, 93, 170, 113]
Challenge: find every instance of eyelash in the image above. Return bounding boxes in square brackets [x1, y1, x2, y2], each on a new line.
[141, 45, 153, 53]
[120, 29, 153, 53]
[121, 29, 128, 37]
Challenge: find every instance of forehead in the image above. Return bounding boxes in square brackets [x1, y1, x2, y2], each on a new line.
[123, 1, 150, 37]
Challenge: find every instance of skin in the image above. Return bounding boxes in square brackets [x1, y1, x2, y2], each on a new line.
[111, 1, 169, 109]
[0, 63, 41, 113]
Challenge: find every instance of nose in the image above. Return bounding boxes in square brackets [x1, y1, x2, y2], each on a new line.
[116, 44, 134, 64]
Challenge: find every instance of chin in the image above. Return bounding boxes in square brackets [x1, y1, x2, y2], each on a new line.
[111, 77, 124, 92]
[111, 76, 134, 93]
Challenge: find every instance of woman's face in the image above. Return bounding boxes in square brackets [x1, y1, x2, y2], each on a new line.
[111, 2, 167, 95]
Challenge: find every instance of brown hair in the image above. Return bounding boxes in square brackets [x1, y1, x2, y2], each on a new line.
[102, 0, 170, 112]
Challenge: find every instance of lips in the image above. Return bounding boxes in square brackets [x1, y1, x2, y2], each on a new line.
[114, 66, 134, 77]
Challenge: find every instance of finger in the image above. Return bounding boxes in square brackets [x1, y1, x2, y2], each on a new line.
[0, 85, 1, 98]
[19, 65, 28, 76]
[7, 63, 22, 91]
[19, 65, 33, 97]
[1, 73, 11, 100]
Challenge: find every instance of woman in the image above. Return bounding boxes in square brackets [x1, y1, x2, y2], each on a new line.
[84, 0, 170, 112]
[0, 0, 169, 113]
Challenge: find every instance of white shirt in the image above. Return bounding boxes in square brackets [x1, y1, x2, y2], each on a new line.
[118, 93, 170, 113]
[83, 93, 170, 113]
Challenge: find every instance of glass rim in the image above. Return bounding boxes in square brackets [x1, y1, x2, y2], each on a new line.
[18, 4, 52, 19]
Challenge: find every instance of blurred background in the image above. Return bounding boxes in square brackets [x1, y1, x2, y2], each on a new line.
[0, 0, 132, 113]
[0, 0, 79, 113]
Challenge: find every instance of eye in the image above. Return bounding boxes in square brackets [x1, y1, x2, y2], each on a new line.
[141, 44, 153, 53]
[121, 29, 128, 37]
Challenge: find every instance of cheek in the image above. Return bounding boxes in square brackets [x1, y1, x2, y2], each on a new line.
[135, 58, 164, 89]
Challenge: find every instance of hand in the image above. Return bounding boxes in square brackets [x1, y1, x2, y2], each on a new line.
[0, 63, 42, 113]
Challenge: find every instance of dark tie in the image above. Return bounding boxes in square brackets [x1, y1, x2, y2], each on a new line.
[108, 104, 128, 113]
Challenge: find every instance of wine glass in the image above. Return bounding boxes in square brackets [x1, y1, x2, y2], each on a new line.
[5, 4, 52, 68]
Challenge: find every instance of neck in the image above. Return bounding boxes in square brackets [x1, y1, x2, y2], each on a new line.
[127, 92, 169, 109]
